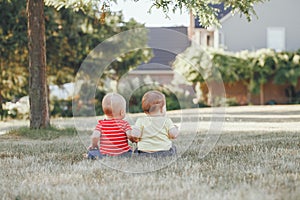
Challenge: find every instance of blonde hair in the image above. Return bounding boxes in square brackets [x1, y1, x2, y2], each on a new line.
[142, 90, 165, 114]
[102, 93, 126, 117]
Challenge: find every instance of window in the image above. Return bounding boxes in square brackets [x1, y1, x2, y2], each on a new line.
[207, 35, 211, 46]
[267, 27, 285, 51]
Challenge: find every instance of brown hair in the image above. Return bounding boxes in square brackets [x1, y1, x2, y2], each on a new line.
[142, 91, 165, 114]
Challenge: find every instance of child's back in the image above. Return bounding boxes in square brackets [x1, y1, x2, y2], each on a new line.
[133, 91, 179, 155]
[88, 93, 134, 158]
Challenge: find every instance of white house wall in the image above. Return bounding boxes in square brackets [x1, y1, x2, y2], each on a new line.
[219, 0, 300, 52]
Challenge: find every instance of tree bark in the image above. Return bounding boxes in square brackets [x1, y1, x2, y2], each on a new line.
[27, 0, 50, 128]
[243, 80, 252, 105]
[260, 83, 264, 105]
[0, 94, 3, 120]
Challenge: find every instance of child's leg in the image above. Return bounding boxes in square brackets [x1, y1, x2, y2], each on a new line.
[119, 149, 134, 157]
[137, 145, 177, 157]
[87, 148, 102, 160]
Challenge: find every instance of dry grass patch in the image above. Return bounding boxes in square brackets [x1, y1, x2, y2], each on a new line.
[0, 129, 299, 200]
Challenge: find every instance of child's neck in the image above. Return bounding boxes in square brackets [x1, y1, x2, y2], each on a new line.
[147, 111, 165, 117]
[105, 115, 123, 120]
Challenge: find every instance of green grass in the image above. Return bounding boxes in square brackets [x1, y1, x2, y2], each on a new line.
[5, 126, 77, 140]
[0, 128, 299, 199]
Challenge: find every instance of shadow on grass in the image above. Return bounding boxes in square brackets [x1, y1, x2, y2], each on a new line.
[2, 126, 77, 140]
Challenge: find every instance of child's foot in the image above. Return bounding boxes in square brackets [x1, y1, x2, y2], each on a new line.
[83, 153, 88, 159]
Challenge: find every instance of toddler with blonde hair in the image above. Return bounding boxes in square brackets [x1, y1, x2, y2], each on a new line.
[87, 93, 135, 159]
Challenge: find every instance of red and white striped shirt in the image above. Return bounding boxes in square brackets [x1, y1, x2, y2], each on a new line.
[95, 119, 131, 156]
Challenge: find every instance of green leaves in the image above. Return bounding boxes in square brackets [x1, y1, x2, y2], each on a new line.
[273, 52, 300, 87]
[0, 0, 28, 102]
[146, 0, 268, 27]
[173, 47, 300, 96]
[0, 0, 150, 104]
[45, 0, 268, 28]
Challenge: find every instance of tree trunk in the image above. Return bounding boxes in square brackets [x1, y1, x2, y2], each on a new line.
[244, 80, 252, 105]
[0, 94, 3, 120]
[27, 0, 50, 128]
[260, 83, 264, 105]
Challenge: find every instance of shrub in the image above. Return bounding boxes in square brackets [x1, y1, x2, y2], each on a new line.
[128, 85, 181, 113]
[173, 47, 300, 105]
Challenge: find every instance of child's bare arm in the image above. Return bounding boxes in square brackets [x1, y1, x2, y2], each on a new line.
[88, 130, 100, 150]
[126, 126, 141, 143]
[126, 129, 139, 143]
[168, 126, 179, 139]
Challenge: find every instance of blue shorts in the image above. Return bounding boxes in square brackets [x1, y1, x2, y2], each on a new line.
[87, 149, 133, 160]
[87, 149, 102, 160]
[136, 145, 177, 157]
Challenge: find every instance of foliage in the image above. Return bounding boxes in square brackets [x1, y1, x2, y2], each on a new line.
[128, 85, 181, 113]
[64, 82, 184, 116]
[273, 51, 300, 87]
[150, 0, 267, 27]
[3, 0, 268, 126]
[46, 0, 268, 28]
[72, 84, 106, 117]
[44, 6, 151, 86]
[105, 48, 153, 92]
[213, 49, 300, 93]
[173, 47, 300, 104]
[0, 0, 151, 120]
[0, 96, 29, 120]
[51, 98, 73, 117]
[45, 0, 113, 15]
[46, 1, 150, 127]
[0, 0, 28, 103]
[212, 48, 278, 94]
[6, 126, 77, 140]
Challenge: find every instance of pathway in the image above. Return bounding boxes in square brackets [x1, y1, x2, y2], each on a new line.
[1, 105, 300, 135]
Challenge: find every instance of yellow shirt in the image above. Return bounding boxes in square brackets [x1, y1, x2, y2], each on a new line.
[135, 116, 176, 152]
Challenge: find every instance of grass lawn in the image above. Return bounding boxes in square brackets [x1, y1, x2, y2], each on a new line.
[0, 125, 299, 200]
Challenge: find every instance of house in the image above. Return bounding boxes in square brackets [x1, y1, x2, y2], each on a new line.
[189, 0, 300, 105]
[127, 26, 191, 88]
[190, 0, 300, 52]
[188, 3, 231, 48]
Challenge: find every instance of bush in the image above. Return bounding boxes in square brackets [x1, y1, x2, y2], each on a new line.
[173, 47, 300, 105]
[51, 98, 73, 117]
[128, 85, 181, 113]
[69, 85, 106, 117]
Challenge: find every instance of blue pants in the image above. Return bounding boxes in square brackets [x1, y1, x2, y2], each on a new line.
[87, 149, 133, 160]
[136, 145, 177, 157]
[87, 146, 176, 159]
[87, 149, 102, 160]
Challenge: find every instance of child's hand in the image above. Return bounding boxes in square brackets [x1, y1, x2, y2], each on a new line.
[88, 145, 98, 150]
[168, 126, 179, 139]
[127, 127, 141, 143]
[128, 135, 140, 143]
[89, 136, 99, 150]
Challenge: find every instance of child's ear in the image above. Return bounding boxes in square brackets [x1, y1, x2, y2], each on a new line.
[160, 105, 166, 113]
[120, 109, 125, 116]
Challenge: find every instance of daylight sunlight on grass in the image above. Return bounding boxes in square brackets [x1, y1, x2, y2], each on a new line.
[0, 127, 299, 199]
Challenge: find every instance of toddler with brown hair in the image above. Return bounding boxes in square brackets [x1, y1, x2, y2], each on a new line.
[132, 90, 179, 156]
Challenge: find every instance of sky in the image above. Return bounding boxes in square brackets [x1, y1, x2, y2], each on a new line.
[109, 0, 189, 27]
